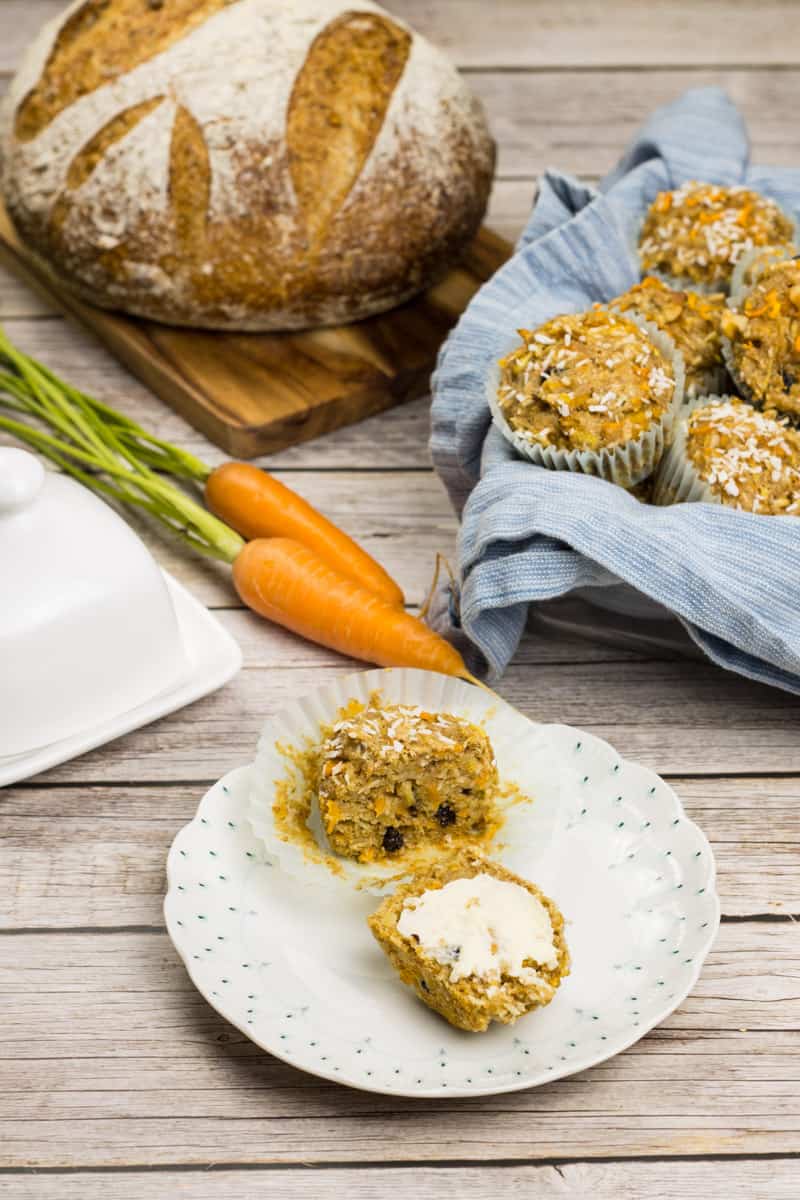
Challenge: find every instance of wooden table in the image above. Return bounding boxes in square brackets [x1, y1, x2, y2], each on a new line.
[2, 2, 799, 1196]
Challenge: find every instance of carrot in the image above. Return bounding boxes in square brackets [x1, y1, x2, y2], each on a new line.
[233, 537, 480, 683]
[206, 461, 404, 607]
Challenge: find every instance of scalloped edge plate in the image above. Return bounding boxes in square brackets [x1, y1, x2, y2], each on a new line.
[165, 668, 720, 1098]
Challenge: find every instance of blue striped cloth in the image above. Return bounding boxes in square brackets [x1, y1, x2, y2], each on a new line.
[430, 88, 800, 688]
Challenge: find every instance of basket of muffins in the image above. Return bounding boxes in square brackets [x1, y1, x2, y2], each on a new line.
[490, 181, 800, 515]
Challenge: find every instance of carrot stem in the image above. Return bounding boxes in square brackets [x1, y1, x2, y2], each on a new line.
[0, 329, 243, 564]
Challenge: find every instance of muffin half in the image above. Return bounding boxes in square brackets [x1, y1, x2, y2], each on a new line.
[368, 852, 570, 1031]
[318, 702, 498, 863]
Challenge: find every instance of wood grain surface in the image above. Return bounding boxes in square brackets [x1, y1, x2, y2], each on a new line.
[1, 2, 799, 1197]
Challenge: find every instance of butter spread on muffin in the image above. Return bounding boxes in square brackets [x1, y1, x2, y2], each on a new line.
[722, 258, 800, 418]
[611, 276, 725, 397]
[684, 398, 800, 515]
[496, 309, 675, 453]
[318, 702, 498, 863]
[639, 181, 795, 290]
[368, 852, 570, 1031]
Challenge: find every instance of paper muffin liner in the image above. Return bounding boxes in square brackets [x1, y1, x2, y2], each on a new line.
[685, 364, 730, 401]
[488, 317, 686, 489]
[652, 394, 733, 506]
[729, 243, 797, 298]
[247, 668, 564, 896]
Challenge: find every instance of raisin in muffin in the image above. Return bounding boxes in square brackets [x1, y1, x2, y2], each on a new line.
[318, 703, 498, 863]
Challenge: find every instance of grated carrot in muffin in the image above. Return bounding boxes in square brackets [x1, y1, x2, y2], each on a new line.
[639, 181, 795, 290]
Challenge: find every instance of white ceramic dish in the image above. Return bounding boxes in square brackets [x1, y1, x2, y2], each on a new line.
[0, 449, 190, 757]
[0, 570, 242, 787]
[165, 669, 719, 1098]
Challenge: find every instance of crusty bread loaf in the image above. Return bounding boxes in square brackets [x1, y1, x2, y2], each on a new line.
[0, 0, 494, 331]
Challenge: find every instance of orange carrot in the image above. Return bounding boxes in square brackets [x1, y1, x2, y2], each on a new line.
[206, 461, 404, 607]
[233, 537, 478, 682]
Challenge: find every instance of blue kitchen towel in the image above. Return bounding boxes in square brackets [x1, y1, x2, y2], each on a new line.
[430, 87, 800, 688]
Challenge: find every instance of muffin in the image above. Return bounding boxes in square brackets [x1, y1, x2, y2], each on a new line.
[655, 396, 800, 515]
[317, 702, 498, 863]
[639, 181, 795, 291]
[610, 276, 726, 398]
[722, 258, 800, 419]
[730, 242, 796, 295]
[491, 308, 683, 486]
[368, 852, 570, 1032]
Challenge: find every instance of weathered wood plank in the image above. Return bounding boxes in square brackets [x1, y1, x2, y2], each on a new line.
[0, 458, 457, 608]
[478, 67, 800, 178]
[2, 1, 800, 71]
[3, 1161, 799, 1200]
[23, 649, 800, 784]
[3, 775, 797, 927]
[0, 315, 441, 471]
[0, 926, 797, 1165]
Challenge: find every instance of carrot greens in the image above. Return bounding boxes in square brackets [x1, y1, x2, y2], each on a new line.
[0, 326, 243, 563]
[0, 326, 483, 684]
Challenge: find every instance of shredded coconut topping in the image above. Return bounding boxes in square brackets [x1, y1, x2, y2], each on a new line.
[496, 308, 675, 454]
[639, 181, 795, 289]
[686, 398, 800, 515]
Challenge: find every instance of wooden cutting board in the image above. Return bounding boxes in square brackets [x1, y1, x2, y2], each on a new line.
[0, 205, 511, 458]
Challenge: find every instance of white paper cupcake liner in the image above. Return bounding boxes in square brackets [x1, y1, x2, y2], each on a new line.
[685, 364, 730, 401]
[488, 317, 686, 488]
[729, 243, 796, 298]
[247, 667, 564, 895]
[653, 394, 732, 506]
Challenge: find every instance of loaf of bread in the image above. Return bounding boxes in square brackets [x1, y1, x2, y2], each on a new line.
[0, 0, 494, 331]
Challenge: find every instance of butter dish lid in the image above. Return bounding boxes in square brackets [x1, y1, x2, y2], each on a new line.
[0, 447, 191, 758]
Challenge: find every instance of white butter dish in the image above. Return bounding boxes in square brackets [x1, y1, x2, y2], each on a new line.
[0, 448, 241, 785]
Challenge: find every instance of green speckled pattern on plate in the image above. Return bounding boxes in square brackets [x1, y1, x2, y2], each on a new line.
[164, 668, 720, 1098]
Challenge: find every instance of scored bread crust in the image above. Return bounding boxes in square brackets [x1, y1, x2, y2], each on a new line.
[0, 0, 495, 331]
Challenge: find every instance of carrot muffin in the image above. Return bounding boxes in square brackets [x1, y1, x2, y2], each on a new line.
[639, 181, 795, 291]
[317, 703, 498, 863]
[368, 852, 570, 1032]
[610, 276, 726, 397]
[722, 258, 800, 419]
[731, 242, 795, 294]
[493, 309, 679, 484]
[657, 397, 800, 514]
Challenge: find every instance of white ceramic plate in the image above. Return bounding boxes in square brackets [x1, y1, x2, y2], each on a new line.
[165, 670, 719, 1098]
[0, 571, 242, 787]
